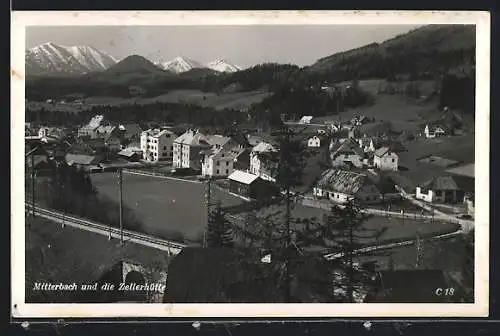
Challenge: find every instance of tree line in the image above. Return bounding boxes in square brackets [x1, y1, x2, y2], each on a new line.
[28, 158, 144, 233]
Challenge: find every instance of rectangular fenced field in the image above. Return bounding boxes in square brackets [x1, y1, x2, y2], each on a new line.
[90, 172, 244, 241]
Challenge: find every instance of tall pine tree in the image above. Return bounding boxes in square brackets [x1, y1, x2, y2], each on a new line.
[232, 125, 312, 302]
[207, 201, 234, 248]
[295, 200, 381, 302]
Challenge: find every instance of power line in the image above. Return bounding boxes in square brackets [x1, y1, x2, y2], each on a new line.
[203, 177, 212, 248]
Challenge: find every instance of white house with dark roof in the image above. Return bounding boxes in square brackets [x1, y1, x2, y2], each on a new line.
[415, 175, 475, 203]
[78, 115, 104, 138]
[299, 116, 314, 124]
[373, 147, 399, 171]
[307, 135, 322, 148]
[65, 153, 102, 171]
[424, 123, 448, 138]
[173, 130, 233, 170]
[250, 141, 278, 182]
[313, 169, 382, 204]
[140, 128, 177, 162]
[201, 138, 248, 178]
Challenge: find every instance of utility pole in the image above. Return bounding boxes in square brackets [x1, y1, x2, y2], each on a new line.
[31, 153, 36, 218]
[118, 168, 124, 245]
[415, 229, 423, 269]
[61, 181, 65, 228]
[203, 177, 212, 248]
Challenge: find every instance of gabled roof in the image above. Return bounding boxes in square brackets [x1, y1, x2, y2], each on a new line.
[427, 123, 450, 132]
[206, 135, 233, 147]
[316, 169, 373, 195]
[445, 163, 474, 178]
[143, 128, 176, 138]
[373, 139, 406, 153]
[95, 125, 115, 134]
[420, 175, 475, 192]
[252, 141, 277, 153]
[246, 135, 265, 147]
[228, 170, 260, 184]
[299, 116, 314, 123]
[118, 123, 143, 139]
[174, 130, 212, 147]
[332, 138, 365, 157]
[118, 148, 142, 157]
[374, 147, 395, 157]
[203, 141, 241, 159]
[65, 154, 100, 166]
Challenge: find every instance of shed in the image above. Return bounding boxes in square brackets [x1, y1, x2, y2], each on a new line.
[228, 170, 275, 200]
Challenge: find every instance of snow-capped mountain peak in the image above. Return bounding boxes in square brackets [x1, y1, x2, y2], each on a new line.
[155, 56, 242, 73]
[206, 59, 241, 73]
[157, 56, 204, 74]
[26, 42, 118, 75]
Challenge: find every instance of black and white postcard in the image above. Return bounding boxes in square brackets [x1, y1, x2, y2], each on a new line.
[11, 11, 490, 318]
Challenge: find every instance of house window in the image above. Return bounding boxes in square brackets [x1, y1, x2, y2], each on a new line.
[392, 159, 395, 162]
[164, 146, 167, 150]
[226, 162, 229, 166]
[216, 169, 220, 174]
[222, 154, 225, 158]
[226, 169, 229, 174]
[216, 161, 220, 166]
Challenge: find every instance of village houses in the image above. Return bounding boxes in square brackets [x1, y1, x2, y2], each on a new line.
[313, 169, 382, 204]
[201, 137, 250, 178]
[415, 174, 474, 204]
[298, 116, 314, 124]
[140, 128, 177, 163]
[249, 141, 278, 182]
[330, 138, 367, 168]
[307, 135, 322, 148]
[373, 147, 399, 171]
[173, 130, 213, 170]
[424, 123, 449, 138]
[78, 115, 105, 138]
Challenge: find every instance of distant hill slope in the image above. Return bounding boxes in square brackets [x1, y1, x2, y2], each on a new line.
[82, 55, 174, 85]
[93, 55, 167, 76]
[306, 25, 475, 81]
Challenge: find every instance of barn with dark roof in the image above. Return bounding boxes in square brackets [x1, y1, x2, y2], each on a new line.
[313, 169, 382, 204]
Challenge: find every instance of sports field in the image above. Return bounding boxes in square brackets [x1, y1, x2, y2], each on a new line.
[91, 172, 244, 241]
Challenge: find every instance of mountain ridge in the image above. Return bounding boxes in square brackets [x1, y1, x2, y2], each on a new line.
[26, 42, 118, 76]
[155, 56, 242, 74]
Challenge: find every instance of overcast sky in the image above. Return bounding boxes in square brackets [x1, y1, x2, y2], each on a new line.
[26, 25, 421, 68]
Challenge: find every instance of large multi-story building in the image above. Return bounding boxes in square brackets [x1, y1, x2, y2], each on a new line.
[172, 130, 213, 170]
[201, 140, 250, 178]
[140, 128, 177, 162]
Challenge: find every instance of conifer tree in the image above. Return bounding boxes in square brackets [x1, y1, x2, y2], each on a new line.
[207, 201, 234, 248]
[231, 125, 312, 302]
